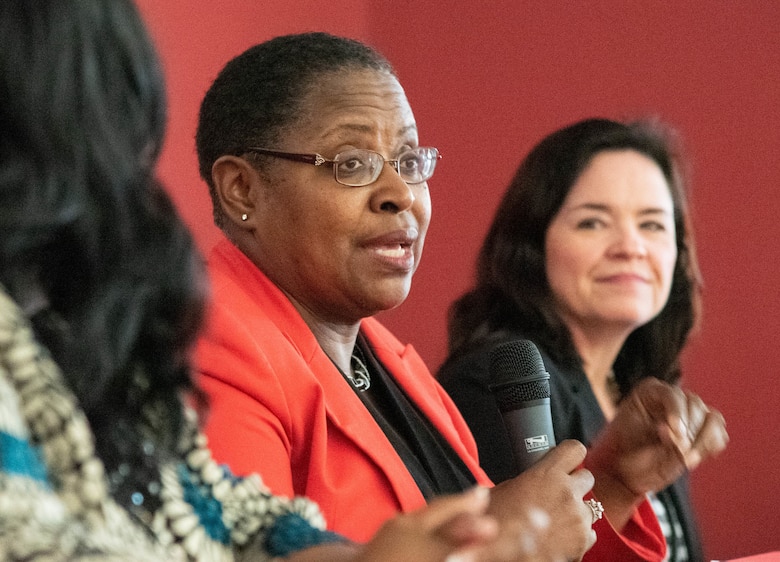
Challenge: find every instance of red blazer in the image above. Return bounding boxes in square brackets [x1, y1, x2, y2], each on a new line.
[196, 240, 489, 542]
[196, 239, 665, 559]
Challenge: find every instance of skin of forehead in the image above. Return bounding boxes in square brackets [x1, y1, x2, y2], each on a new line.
[290, 68, 418, 152]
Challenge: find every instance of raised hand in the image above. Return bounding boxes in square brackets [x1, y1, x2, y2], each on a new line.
[586, 377, 728, 529]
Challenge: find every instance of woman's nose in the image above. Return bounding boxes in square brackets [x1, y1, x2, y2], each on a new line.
[609, 225, 648, 258]
[371, 163, 416, 213]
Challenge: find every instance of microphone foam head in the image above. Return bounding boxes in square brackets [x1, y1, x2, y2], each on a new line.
[489, 339, 551, 409]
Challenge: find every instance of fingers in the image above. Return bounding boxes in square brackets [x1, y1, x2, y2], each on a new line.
[359, 489, 499, 562]
[448, 510, 552, 562]
[686, 408, 729, 469]
[422, 487, 492, 528]
[684, 392, 708, 439]
[424, 488, 498, 546]
[577, 499, 599, 549]
[663, 387, 728, 470]
[435, 512, 499, 549]
[571, 465, 596, 497]
[635, 378, 687, 435]
[629, 379, 729, 473]
[537, 438, 588, 473]
[528, 439, 595, 505]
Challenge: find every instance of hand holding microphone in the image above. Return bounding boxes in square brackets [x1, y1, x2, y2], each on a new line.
[486, 340, 596, 560]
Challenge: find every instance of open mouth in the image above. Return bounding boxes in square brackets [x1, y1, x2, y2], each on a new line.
[374, 243, 409, 258]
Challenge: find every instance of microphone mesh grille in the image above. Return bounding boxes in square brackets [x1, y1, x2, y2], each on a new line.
[489, 339, 551, 410]
[493, 378, 551, 410]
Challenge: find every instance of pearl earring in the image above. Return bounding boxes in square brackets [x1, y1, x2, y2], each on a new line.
[241, 213, 248, 221]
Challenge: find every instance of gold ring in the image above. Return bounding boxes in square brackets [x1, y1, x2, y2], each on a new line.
[585, 498, 604, 524]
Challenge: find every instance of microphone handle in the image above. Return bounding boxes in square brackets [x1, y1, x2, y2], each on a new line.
[500, 397, 557, 473]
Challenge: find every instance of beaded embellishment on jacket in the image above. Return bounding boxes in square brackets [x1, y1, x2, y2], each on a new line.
[0, 287, 339, 561]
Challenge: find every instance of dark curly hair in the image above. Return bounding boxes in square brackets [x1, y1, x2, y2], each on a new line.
[0, 0, 206, 508]
[446, 118, 702, 395]
[196, 31, 395, 229]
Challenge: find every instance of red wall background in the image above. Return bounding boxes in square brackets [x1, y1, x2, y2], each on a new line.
[136, 1, 780, 559]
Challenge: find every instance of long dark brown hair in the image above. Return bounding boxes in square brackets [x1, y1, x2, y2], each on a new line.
[446, 118, 701, 394]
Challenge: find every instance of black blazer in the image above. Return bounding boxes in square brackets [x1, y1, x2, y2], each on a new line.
[438, 336, 704, 562]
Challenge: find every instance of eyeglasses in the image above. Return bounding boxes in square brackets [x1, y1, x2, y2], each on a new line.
[244, 146, 441, 187]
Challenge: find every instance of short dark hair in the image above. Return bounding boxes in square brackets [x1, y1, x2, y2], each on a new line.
[196, 32, 395, 228]
[447, 118, 701, 393]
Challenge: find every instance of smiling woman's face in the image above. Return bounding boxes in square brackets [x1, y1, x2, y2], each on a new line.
[244, 68, 432, 324]
[544, 149, 678, 340]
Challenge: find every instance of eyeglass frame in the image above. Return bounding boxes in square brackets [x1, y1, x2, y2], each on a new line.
[243, 146, 441, 187]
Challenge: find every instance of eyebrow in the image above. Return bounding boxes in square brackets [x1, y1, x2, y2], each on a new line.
[568, 203, 672, 216]
[322, 122, 419, 141]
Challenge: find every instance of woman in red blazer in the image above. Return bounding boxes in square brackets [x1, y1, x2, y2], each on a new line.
[194, 32, 727, 561]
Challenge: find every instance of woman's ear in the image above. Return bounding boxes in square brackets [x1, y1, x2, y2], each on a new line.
[211, 155, 259, 226]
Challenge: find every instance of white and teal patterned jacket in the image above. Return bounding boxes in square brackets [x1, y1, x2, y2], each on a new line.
[0, 287, 342, 561]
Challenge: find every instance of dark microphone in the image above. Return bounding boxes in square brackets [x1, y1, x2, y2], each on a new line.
[489, 339, 556, 473]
